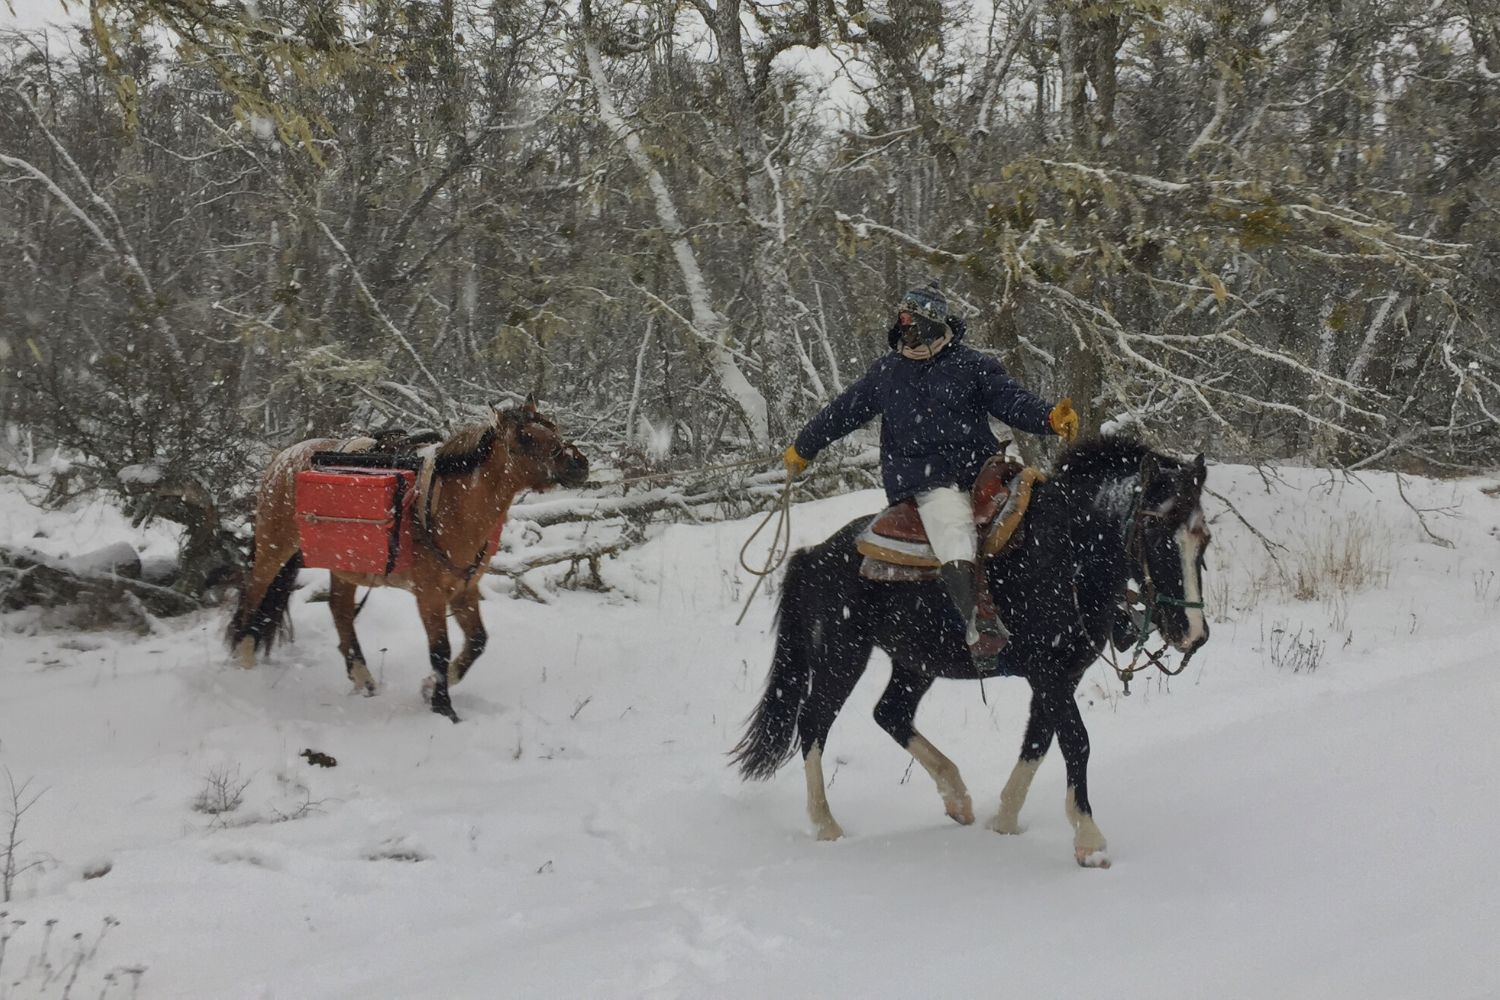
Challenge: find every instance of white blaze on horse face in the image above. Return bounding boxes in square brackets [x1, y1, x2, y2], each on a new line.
[1176, 507, 1209, 648]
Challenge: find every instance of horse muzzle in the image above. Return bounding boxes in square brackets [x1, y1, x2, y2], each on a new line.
[1173, 622, 1210, 656]
[558, 448, 589, 487]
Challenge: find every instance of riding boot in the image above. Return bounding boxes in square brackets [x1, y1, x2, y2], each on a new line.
[939, 560, 1009, 661]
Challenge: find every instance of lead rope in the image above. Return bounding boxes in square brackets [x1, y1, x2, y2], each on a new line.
[735, 476, 795, 625]
[583, 455, 775, 490]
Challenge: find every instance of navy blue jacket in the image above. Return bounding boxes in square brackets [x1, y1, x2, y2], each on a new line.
[794, 319, 1057, 503]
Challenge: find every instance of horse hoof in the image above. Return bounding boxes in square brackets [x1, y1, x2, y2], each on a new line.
[424, 676, 460, 723]
[235, 638, 256, 670]
[987, 814, 1022, 835]
[349, 663, 377, 695]
[945, 797, 975, 825]
[1075, 847, 1112, 869]
[815, 823, 845, 842]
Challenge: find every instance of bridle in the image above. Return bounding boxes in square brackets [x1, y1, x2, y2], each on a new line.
[1104, 484, 1207, 696]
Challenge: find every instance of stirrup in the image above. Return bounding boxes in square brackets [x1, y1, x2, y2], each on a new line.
[970, 616, 1009, 657]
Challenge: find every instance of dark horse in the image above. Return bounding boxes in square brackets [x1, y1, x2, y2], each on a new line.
[733, 438, 1210, 866]
[228, 399, 588, 721]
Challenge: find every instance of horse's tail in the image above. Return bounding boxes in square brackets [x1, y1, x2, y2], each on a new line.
[225, 533, 303, 660]
[731, 548, 817, 781]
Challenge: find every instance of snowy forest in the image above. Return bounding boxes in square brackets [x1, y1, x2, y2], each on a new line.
[3, 5, 1500, 996]
[2, 0, 1498, 596]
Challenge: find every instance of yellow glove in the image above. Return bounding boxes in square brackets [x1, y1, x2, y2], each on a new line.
[1048, 398, 1080, 443]
[783, 444, 810, 478]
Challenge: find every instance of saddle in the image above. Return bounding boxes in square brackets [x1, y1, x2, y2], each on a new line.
[320, 428, 444, 466]
[855, 454, 1045, 582]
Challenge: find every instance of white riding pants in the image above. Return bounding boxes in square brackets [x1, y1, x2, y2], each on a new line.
[914, 485, 977, 566]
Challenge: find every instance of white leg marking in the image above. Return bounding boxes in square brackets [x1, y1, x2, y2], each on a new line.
[907, 734, 973, 825]
[1176, 517, 1208, 647]
[804, 745, 844, 841]
[989, 756, 1042, 834]
[1066, 787, 1111, 868]
[235, 637, 256, 670]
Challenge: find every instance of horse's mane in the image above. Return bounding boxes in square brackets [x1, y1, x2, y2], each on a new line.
[431, 405, 555, 477]
[433, 418, 500, 477]
[1052, 436, 1161, 483]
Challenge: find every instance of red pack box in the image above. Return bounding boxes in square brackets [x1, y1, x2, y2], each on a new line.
[294, 467, 417, 575]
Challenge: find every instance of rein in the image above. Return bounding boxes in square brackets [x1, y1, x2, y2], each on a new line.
[585, 455, 778, 490]
[1102, 587, 1202, 696]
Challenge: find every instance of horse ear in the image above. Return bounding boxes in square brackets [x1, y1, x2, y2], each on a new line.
[1140, 453, 1182, 515]
[523, 393, 540, 417]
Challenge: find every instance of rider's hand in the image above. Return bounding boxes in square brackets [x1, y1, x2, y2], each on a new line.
[1048, 398, 1080, 443]
[783, 444, 810, 478]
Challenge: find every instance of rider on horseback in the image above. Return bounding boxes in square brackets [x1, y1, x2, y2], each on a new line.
[782, 282, 1079, 659]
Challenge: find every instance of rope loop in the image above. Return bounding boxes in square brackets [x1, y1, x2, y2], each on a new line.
[735, 477, 795, 626]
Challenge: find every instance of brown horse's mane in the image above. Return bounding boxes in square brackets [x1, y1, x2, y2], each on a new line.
[432, 418, 500, 477]
[431, 406, 557, 478]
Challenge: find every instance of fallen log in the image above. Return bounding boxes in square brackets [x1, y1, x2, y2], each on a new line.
[0, 542, 200, 620]
[58, 541, 142, 580]
[490, 540, 625, 577]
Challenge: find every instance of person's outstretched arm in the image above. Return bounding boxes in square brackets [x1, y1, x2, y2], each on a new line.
[791, 364, 885, 463]
[975, 355, 1057, 437]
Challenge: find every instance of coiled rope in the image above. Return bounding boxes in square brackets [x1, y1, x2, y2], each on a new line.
[735, 476, 796, 625]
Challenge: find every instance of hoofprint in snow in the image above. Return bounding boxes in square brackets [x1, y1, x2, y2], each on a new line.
[1, 463, 1497, 999]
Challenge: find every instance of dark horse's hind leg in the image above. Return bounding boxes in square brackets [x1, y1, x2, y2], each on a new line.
[875, 663, 974, 825]
[989, 686, 1054, 835]
[797, 637, 872, 841]
[328, 576, 377, 695]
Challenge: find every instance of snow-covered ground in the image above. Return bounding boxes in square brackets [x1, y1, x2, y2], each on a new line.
[1, 460, 1498, 999]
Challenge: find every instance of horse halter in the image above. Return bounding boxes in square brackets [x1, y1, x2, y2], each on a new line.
[515, 410, 585, 467]
[1109, 479, 1207, 696]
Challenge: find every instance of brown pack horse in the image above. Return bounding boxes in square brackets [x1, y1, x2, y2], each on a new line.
[228, 399, 588, 721]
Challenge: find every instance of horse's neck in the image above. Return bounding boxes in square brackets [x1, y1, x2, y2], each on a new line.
[1029, 475, 1136, 613]
[429, 459, 519, 549]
